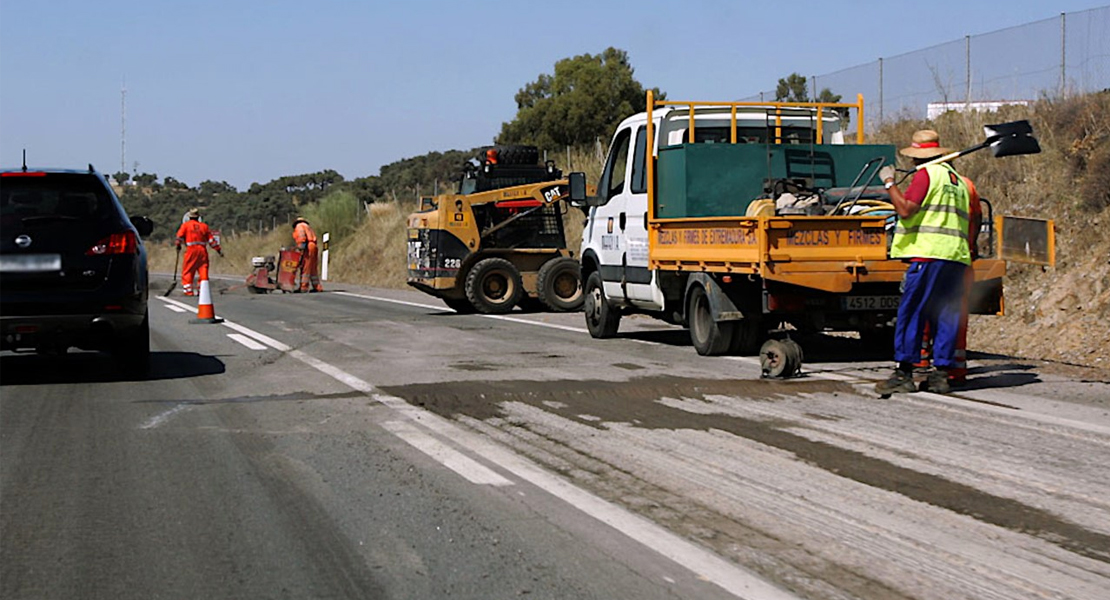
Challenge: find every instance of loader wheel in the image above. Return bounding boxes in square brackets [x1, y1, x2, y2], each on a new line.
[688, 285, 734, 356]
[537, 257, 583, 312]
[465, 258, 523, 314]
[584, 271, 621, 338]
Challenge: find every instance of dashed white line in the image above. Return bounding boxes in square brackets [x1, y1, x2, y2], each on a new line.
[382, 420, 513, 486]
[227, 333, 267, 350]
[156, 294, 794, 599]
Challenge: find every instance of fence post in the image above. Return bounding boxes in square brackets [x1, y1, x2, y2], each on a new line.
[965, 35, 972, 108]
[878, 58, 884, 126]
[1060, 12, 1067, 98]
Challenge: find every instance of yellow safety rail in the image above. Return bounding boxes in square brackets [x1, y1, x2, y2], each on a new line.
[644, 90, 866, 223]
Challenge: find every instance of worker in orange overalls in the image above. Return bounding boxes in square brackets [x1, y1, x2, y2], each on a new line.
[915, 175, 983, 386]
[292, 216, 323, 293]
[175, 208, 222, 296]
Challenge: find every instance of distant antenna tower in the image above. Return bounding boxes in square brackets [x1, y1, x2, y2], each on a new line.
[120, 80, 127, 176]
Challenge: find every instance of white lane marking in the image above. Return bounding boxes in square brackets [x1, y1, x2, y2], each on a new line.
[221, 320, 291, 352]
[334, 291, 588, 333]
[199, 314, 793, 599]
[163, 304, 188, 313]
[382, 420, 513, 486]
[228, 333, 267, 351]
[141, 404, 189, 429]
[334, 291, 448, 312]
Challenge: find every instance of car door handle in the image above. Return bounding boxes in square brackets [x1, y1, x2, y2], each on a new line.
[619, 212, 626, 230]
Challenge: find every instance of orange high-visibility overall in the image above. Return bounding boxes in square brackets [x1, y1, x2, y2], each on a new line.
[293, 221, 322, 292]
[175, 220, 221, 296]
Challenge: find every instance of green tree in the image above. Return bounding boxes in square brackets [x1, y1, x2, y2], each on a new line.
[775, 72, 841, 104]
[112, 171, 130, 185]
[133, 172, 159, 188]
[498, 48, 664, 150]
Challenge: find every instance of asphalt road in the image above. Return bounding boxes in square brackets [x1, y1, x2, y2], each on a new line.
[3, 275, 1109, 600]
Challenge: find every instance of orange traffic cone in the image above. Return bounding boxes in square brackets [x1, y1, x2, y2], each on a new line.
[190, 278, 224, 324]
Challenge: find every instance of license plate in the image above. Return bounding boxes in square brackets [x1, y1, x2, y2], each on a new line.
[842, 295, 900, 311]
[0, 254, 62, 273]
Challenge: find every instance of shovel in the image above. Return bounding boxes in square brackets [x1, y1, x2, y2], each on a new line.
[163, 245, 181, 296]
[914, 120, 1041, 171]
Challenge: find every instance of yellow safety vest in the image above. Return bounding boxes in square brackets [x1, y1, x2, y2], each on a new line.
[890, 163, 972, 265]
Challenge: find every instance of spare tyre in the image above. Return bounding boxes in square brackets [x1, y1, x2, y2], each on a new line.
[493, 145, 539, 166]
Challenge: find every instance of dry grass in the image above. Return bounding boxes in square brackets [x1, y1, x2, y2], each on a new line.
[871, 92, 1110, 368]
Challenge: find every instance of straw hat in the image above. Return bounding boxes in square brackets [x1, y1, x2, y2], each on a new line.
[292, 216, 308, 225]
[899, 129, 953, 159]
[186, 208, 200, 218]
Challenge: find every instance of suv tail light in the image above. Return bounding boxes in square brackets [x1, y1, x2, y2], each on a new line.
[87, 232, 138, 255]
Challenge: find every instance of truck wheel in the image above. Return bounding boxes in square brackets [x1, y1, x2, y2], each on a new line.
[859, 327, 895, 357]
[584, 271, 621, 338]
[443, 297, 476, 314]
[537, 257, 583, 312]
[728, 317, 763, 355]
[688, 285, 734, 356]
[465, 258, 523, 314]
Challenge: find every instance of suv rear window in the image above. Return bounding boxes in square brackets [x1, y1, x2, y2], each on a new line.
[1, 174, 115, 223]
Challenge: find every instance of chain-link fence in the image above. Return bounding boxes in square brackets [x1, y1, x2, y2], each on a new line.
[741, 6, 1110, 130]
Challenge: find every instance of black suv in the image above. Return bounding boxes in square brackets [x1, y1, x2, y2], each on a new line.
[1, 166, 154, 374]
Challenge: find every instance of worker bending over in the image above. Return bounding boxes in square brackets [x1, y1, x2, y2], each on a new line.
[175, 208, 222, 296]
[292, 216, 323, 293]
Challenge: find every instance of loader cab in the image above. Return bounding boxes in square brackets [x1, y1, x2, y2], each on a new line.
[457, 145, 562, 195]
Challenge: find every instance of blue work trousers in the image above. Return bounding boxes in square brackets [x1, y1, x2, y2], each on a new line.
[893, 260, 969, 368]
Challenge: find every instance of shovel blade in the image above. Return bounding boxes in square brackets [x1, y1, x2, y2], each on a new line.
[985, 120, 1041, 157]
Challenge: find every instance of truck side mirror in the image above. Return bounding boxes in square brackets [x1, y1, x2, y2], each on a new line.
[568, 172, 588, 207]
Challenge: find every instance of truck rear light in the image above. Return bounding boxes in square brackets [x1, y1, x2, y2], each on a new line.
[87, 232, 138, 255]
[14, 325, 39, 333]
[767, 293, 805, 312]
[1, 172, 47, 177]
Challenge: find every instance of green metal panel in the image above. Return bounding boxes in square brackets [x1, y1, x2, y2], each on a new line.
[655, 143, 896, 218]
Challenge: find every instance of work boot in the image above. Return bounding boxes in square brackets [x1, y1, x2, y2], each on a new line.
[921, 369, 952, 394]
[875, 370, 916, 395]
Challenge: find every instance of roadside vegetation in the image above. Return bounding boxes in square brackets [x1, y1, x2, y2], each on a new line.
[138, 50, 1108, 368]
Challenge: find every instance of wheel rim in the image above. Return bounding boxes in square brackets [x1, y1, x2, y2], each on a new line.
[553, 272, 579, 300]
[482, 272, 511, 302]
[586, 284, 603, 324]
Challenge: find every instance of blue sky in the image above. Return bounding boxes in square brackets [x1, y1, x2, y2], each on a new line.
[2, 0, 1106, 190]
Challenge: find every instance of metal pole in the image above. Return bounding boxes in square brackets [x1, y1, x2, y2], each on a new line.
[1061, 12, 1067, 98]
[811, 75, 817, 101]
[878, 58, 884, 125]
[965, 35, 972, 107]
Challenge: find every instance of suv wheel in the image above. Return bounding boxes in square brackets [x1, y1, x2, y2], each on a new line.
[113, 310, 150, 376]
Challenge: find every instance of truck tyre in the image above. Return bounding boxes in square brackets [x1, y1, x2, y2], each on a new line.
[584, 271, 621, 338]
[465, 258, 523, 314]
[859, 327, 895, 357]
[688, 285, 734, 356]
[537, 257, 584, 312]
[493, 145, 539, 166]
[728, 317, 763, 356]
